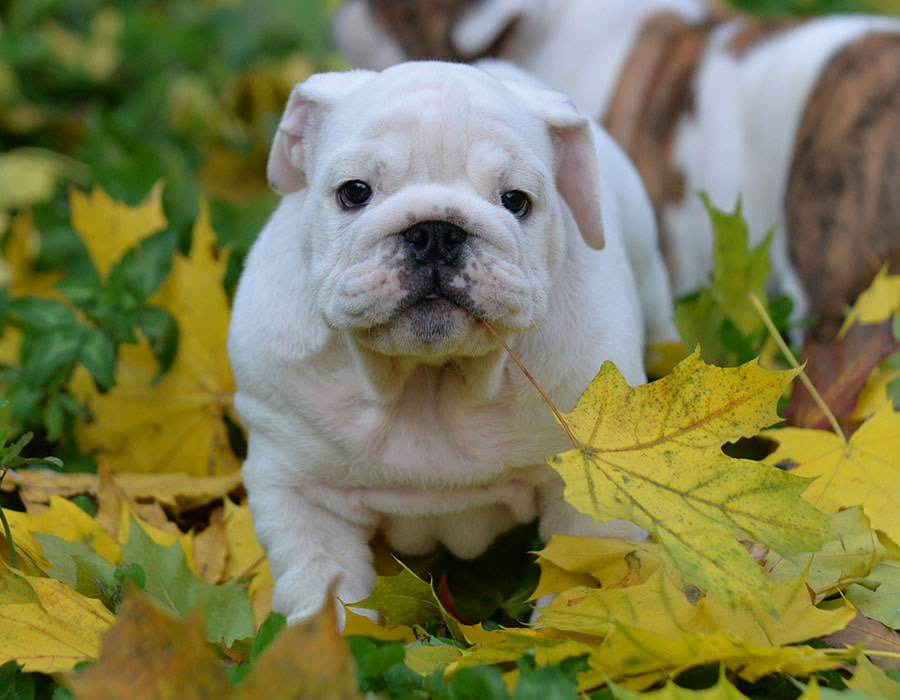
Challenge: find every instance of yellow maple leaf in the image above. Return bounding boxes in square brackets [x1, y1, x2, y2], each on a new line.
[532, 535, 663, 600]
[69, 183, 167, 279]
[547, 350, 828, 610]
[71, 200, 239, 475]
[0, 568, 115, 673]
[537, 568, 854, 649]
[3, 495, 121, 568]
[838, 265, 900, 338]
[765, 404, 900, 546]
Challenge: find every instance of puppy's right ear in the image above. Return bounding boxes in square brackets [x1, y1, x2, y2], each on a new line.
[268, 70, 376, 194]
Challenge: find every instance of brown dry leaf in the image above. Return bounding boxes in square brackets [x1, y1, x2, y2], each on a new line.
[3, 465, 243, 516]
[234, 598, 364, 700]
[71, 200, 239, 476]
[824, 608, 900, 671]
[784, 319, 900, 431]
[191, 519, 227, 584]
[67, 592, 233, 700]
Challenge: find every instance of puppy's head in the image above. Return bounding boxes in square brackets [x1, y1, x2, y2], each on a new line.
[269, 61, 603, 360]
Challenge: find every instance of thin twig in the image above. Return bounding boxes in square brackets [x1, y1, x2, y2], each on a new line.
[748, 293, 846, 444]
[480, 320, 583, 451]
[0, 469, 18, 569]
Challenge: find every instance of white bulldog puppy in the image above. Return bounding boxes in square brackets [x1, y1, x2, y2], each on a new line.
[228, 60, 668, 625]
[336, 0, 900, 338]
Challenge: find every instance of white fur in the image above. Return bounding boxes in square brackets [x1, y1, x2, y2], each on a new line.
[228, 61, 659, 625]
[336, 0, 900, 320]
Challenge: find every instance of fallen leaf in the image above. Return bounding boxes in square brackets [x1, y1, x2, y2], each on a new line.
[351, 560, 464, 642]
[3, 494, 121, 568]
[66, 591, 232, 700]
[71, 200, 239, 475]
[585, 624, 845, 686]
[847, 560, 900, 629]
[532, 535, 663, 600]
[608, 670, 752, 699]
[405, 643, 464, 676]
[1, 468, 242, 512]
[765, 404, 900, 546]
[234, 597, 364, 700]
[846, 654, 900, 697]
[0, 567, 114, 673]
[118, 515, 254, 646]
[824, 608, 900, 671]
[766, 508, 888, 600]
[839, 266, 900, 338]
[785, 320, 900, 431]
[536, 568, 854, 648]
[548, 350, 828, 611]
[342, 606, 416, 643]
[69, 183, 167, 279]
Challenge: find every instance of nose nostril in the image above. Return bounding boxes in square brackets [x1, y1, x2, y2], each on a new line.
[403, 221, 468, 265]
[407, 229, 430, 252]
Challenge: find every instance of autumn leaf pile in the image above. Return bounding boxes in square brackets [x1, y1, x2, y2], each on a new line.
[2, 2, 900, 699]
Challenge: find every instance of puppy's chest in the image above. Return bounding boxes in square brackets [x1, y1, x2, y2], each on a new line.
[321, 366, 561, 484]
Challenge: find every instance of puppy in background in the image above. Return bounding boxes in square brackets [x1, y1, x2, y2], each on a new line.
[228, 60, 672, 625]
[336, 0, 900, 338]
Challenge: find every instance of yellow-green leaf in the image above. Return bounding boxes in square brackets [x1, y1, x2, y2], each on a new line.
[536, 568, 854, 648]
[765, 404, 900, 546]
[0, 568, 114, 673]
[548, 350, 828, 610]
[766, 508, 888, 600]
[350, 560, 464, 641]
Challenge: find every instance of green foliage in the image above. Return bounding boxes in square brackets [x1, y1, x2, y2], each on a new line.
[674, 194, 793, 367]
[731, 0, 900, 15]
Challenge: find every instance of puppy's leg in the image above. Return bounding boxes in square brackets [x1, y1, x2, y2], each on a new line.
[247, 482, 378, 627]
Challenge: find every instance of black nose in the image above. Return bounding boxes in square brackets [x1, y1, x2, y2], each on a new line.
[402, 220, 468, 266]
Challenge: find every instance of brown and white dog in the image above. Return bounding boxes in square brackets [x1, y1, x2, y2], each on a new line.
[335, 0, 900, 338]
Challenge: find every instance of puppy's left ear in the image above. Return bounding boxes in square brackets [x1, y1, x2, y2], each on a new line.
[269, 70, 376, 195]
[508, 83, 605, 249]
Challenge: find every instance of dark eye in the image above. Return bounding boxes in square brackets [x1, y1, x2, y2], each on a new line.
[501, 190, 531, 218]
[338, 180, 372, 209]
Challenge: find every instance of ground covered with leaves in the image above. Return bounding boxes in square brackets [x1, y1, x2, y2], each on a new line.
[1, 1, 900, 699]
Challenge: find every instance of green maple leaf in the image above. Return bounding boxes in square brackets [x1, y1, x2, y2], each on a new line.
[119, 517, 254, 646]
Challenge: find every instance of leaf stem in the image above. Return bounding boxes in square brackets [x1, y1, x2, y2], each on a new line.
[748, 293, 846, 444]
[480, 320, 583, 451]
[0, 469, 18, 569]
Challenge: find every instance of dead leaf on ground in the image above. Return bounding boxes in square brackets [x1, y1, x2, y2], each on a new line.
[784, 319, 900, 431]
[823, 608, 900, 671]
[67, 592, 232, 700]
